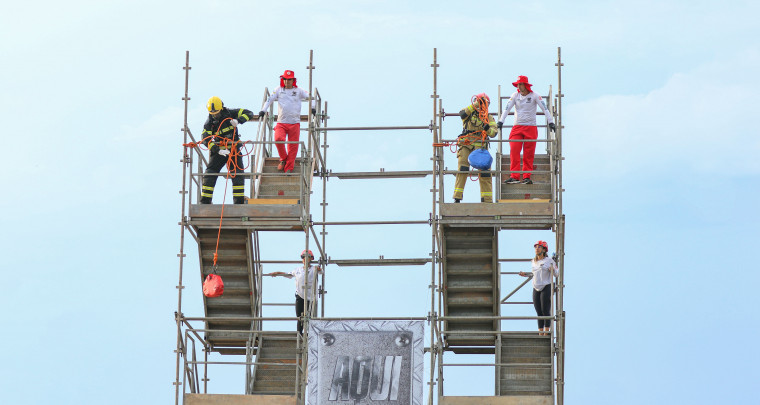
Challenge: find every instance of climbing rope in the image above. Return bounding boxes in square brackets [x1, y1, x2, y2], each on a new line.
[433, 97, 492, 182]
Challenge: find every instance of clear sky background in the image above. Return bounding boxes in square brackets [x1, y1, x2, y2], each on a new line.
[1, 0, 758, 404]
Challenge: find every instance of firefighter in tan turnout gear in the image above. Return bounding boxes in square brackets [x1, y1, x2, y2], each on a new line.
[453, 93, 498, 203]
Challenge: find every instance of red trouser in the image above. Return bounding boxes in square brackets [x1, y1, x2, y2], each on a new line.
[509, 125, 538, 179]
[274, 123, 300, 172]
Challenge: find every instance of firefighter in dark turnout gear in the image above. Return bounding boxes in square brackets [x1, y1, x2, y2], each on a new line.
[200, 96, 254, 204]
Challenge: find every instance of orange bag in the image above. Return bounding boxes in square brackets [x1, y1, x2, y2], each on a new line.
[203, 274, 224, 298]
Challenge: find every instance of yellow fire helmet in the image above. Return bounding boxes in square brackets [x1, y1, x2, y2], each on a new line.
[206, 96, 223, 113]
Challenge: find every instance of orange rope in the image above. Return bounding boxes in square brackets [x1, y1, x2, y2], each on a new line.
[184, 116, 255, 267]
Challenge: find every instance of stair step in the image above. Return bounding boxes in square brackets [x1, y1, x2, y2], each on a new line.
[446, 292, 493, 306]
[446, 277, 493, 291]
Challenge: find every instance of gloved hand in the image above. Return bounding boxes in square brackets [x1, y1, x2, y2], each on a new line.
[459, 109, 468, 120]
[548, 122, 556, 132]
[219, 149, 230, 157]
[258, 111, 265, 118]
[482, 122, 490, 131]
[311, 108, 316, 114]
[209, 143, 219, 154]
[230, 119, 239, 127]
[497, 121, 503, 129]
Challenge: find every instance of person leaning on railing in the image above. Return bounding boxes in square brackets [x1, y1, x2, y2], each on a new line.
[264, 250, 322, 334]
[497, 75, 556, 185]
[519, 240, 558, 336]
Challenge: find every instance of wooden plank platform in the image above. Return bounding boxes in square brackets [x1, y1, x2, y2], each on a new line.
[189, 203, 301, 218]
[440, 396, 552, 405]
[184, 394, 296, 405]
[441, 202, 552, 217]
[247, 199, 299, 205]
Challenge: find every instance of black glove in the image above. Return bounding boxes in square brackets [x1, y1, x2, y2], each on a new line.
[311, 108, 316, 114]
[482, 122, 490, 131]
[549, 122, 556, 132]
[209, 143, 219, 154]
[459, 109, 468, 120]
[497, 121, 503, 129]
[258, 111, 265, 118]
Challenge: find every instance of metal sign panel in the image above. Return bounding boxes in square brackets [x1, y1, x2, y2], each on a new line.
[307, 320, 424, 404]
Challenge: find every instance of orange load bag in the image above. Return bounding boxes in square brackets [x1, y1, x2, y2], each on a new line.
[203, 274, 224, 298]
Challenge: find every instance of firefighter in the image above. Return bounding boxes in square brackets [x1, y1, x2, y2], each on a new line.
[200, 96, 254, 204]
[453, 93, 498, 203]
[264, 250, 322, 334]
[258, 70, 316, 173]
[497, 76, 556, 185]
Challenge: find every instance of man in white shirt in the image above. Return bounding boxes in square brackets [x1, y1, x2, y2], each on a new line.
[497, 76, 556, 185]
[265, 249, 322, 334]
[258, 70, 316, 173]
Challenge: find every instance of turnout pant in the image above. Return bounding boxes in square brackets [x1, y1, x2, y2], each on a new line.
[533, 284, 552, 329]
[295, 294, 311, 334]
[508, 125, 538, 180]
[274, 123, 300, 172]
[201, 151, 245, 204]
[453, 146, 493, 203]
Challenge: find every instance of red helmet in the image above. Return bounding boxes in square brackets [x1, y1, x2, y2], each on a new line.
[534, 240, 548, 250]
[472, 93, 490, 106]
[301, 249, 314, 259]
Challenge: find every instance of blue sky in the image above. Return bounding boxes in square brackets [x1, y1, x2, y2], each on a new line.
[1, 1, 758, 404]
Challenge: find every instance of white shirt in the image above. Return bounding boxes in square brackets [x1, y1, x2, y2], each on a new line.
[261, 87, 315, 124]
[290, 265, 320, 300]
[531, 257, 557, 291]
[499, 91, 554, 126]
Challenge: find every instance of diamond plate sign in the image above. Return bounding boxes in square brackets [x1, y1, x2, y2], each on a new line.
[308, 320, 424, 404]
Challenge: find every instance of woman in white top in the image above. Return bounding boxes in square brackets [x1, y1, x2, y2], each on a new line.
[519, 240, 557, 335]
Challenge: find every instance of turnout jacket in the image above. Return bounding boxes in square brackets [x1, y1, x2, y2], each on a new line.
[458, 104, 497, 149]
[202, 107, 254, 148]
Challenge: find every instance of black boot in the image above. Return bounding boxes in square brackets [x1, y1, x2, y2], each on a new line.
[454, 198, 461, 203]
[233, 197, 245, 204]
[200, 197, 212, 204]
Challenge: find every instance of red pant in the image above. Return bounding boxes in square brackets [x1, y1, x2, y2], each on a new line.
[509, 125, 538, 179]
[274, 123, 300, 172]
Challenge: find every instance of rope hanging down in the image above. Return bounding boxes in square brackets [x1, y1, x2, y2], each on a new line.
[183, 117, 255, 267]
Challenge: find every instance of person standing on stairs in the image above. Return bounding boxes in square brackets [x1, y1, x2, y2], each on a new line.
[497, 76, 556, 185]
[264, 249, 322, 334]
[258, 70, 316, 173]
[452, 93, 498, 203]
[519, 240, 557, 335]
[200, 96, 254, 204]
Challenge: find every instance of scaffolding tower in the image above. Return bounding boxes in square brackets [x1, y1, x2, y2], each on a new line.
[174, 48, 566, 405]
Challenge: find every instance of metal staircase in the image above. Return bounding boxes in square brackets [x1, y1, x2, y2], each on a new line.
[197, 228, 256, 354]
[255, 157, 305, 201]
[441, 226, 499, 351]
[249, 334, 301, 396]
[498, 333, 553, 396]
[500, 154, 552, 201]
